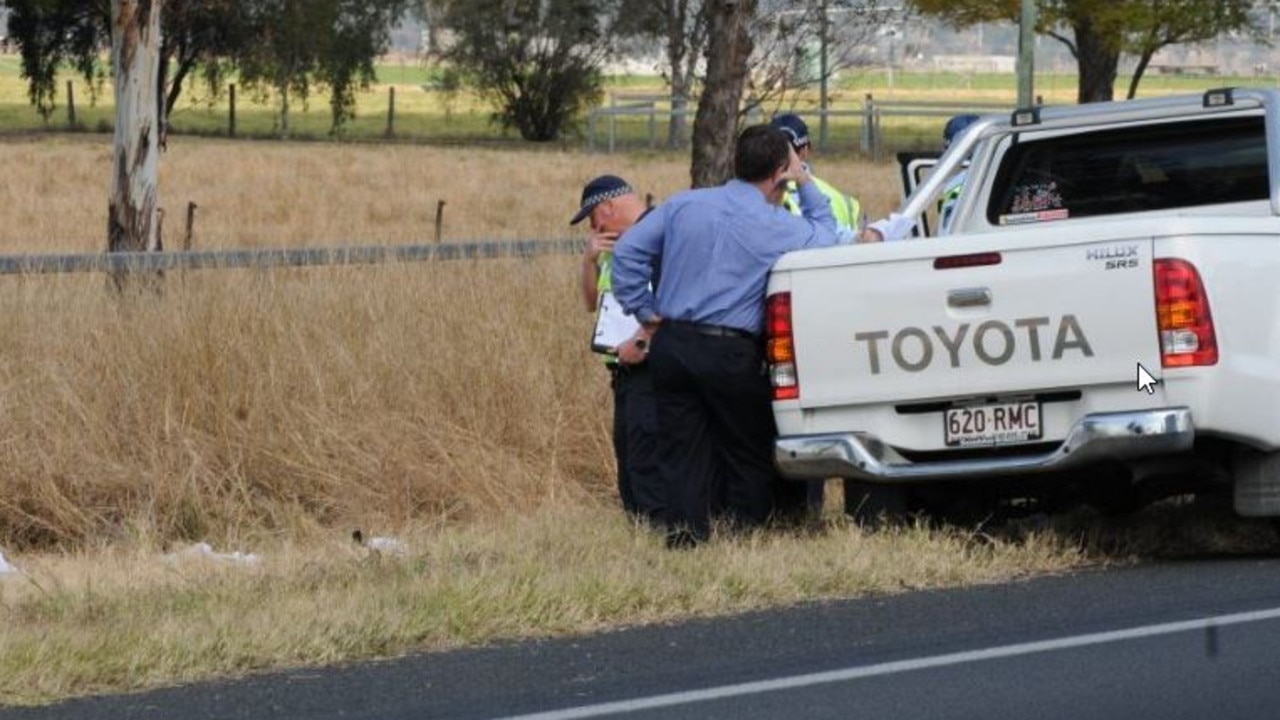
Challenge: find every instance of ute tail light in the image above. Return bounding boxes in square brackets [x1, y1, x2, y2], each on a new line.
[765, 292, 799, 400]
[1154, 258, 1218, 367]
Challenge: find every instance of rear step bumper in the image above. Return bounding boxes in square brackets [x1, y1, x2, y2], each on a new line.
[775, 408, 1194, 482]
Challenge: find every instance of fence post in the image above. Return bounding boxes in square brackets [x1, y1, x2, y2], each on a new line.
[183, 202, 197, 251]
[860, 93, 873, 155]
[434, 200, 446, 243]
[385, 86, 396, 138]
[229, 83, 237, 138]
[66, 80, 77, 128]
[608, 94, 617, 154]
[817, 107, 827, 154]
[872, 108, 883, 162]
[649, 104, 657, 150]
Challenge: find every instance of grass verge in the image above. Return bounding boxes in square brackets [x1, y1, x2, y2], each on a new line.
[0, 501, 1085, 706]
[3, 493, 1276, 707]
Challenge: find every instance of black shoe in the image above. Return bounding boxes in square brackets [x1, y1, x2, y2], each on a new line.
[665, 527, 702, 550]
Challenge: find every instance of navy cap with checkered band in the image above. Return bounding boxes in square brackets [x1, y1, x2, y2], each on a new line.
[570, 175, 635, 225]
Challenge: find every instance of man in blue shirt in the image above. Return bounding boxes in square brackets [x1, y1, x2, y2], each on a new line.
[612, 124, 841, 547]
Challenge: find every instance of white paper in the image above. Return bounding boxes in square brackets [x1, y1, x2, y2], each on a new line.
[163, 542, 261, 566]
[592, 291, 641, 353]
[0, 548, 17, 576]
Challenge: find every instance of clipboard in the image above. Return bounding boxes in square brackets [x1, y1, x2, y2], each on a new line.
[591, 291, 641, 353]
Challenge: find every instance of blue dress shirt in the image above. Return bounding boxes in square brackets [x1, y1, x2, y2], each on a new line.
[612, 179, 840, 334]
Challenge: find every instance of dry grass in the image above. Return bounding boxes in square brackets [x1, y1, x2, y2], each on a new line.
[0, 260, 610, 548]
[0, 136, 901, 549]
[0, 137, 1271, 707]
[2, 497, 1273, 706]
[0, 505, 1092, 705]
[0, 135, 905, 254]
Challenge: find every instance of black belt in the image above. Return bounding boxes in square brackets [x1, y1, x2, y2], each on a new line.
[665, 320, 757, 340]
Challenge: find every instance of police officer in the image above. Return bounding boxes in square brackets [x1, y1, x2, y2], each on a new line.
[938, 114, 980, 234]
[572, 175, 665, 524]
[770, 113, 864, 242]
[769, 113, 865, 513]
[862, 113, 983, 242]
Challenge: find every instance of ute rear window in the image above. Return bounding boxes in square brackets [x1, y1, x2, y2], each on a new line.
[987, 116, 1268, 225]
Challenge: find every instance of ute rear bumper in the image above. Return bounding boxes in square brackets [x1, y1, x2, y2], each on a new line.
[775, 408, 1194, 482]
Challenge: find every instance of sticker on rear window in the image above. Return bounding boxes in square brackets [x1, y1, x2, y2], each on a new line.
[999, 180, 1067, 225]
[1000, 208, 1070, 225]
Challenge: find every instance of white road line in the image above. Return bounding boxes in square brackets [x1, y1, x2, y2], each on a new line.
[494, 605, 1280, 720]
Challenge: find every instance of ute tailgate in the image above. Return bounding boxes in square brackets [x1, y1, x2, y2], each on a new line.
[789, 233, 1161, 408]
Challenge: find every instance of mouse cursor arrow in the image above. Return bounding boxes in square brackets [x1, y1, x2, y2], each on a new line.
[1136, 362, 1160, 394]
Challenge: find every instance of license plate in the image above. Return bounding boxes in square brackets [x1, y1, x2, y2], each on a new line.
[945, 402, 1042, 447]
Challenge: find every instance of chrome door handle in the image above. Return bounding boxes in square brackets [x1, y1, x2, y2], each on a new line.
[947, 287, 992, 308]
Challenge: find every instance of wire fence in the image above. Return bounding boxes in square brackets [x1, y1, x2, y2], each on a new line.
[11, 88, 1022, 158]
[0, 238, 584, 276]
[585, 93, 1027, 160]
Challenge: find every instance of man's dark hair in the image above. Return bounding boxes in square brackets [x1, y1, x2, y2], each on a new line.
[734, 125, 791, 183]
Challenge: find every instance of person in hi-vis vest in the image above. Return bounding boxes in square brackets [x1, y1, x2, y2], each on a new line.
[862, 113, 982, 242]
[572, 175, 665, 524]
[770, 113, 864, 514]
[770, 113, 864, 243]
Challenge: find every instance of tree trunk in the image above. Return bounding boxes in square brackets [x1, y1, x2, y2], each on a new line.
[280, 82, 292, 138]
[669, 90, 688, 150]
[690, 0, 755, 188]
[664, 0, 699, 150]
[108, 0, 162, 255]
[1127, 48, 1156, 100]
[1074, 17, 1119, 104]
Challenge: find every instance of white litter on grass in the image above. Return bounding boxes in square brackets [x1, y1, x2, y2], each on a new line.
[352, 530, 409, 556]
[365, 536, 408, 555]
[0, 548, 18, 576]
[164, 542, 261, 566]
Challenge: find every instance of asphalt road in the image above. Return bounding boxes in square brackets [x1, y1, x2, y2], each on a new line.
[7, 557, 1280, 720]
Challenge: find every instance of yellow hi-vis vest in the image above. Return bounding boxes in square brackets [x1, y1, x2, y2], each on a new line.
[937, 170, 967, 235]
[783, 176, 862, 233]
[594, 252, 616, 364]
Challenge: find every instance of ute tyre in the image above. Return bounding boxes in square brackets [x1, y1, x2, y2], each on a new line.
[1232, 448, 1280, 517]
[842, 480, 909, 530]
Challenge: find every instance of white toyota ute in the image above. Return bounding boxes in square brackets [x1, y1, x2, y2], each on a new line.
[766, 87, 1280, 524]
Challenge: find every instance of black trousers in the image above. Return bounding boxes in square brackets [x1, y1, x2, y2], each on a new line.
[648, 323, 802, 542]
[611, 363, 665, 523]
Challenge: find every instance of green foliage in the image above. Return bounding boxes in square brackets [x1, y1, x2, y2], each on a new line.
[4, 0, 108, 121]
[443, 0, 621, 142]
[161, 0, 256, 116]
[909, 0, 1259, 102]
[1, 0, 406, 134]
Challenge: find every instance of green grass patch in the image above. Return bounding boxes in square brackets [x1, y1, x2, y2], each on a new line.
[0, 54, 1273, 148]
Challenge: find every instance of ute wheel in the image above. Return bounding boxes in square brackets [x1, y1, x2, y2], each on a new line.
[908, 483, 1000, 529]
[1233, 448, 1280, 517]
[1087, 485, 1145, 517]
[842, 480, 909, 530]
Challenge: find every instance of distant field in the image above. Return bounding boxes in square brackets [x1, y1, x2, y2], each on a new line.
[1, 70, 1277, 707]
[0, 51, 1275, 149]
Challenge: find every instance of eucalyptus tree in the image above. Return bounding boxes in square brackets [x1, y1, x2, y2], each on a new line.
[690, 0, 756, 187]
[3, 0, 246, 129]
[911, 0, 1258, 103]
[235, 0, 406, 136]
[3, 0, 406, 135]
[441, 0, 623, 141]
